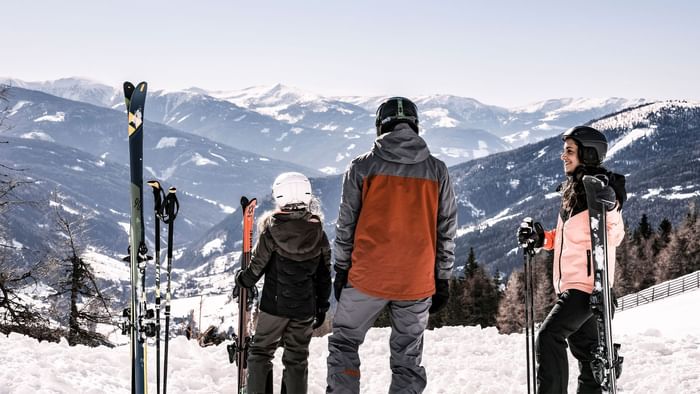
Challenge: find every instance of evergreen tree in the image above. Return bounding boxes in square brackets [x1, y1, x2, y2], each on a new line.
[638, 214, 653, 240]
[496, 271, 525, 334]
[465, 247, 478, 278]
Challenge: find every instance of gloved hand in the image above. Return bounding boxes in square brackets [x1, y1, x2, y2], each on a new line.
[232, 270, 258, 308]
[429, 279, 449, 314]
[517, 218, 545, 249]
[595, 185, 617, 211]
[333, 267, 349, 302]
[312, 310, 326, 330]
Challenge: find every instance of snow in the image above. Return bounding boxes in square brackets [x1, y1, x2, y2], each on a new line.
[319, 167, 338, 175]
[201, 237, 225, 258]
[33, 111, 65, 122]
[189, 153, 218, 166]
[20, 131, 55, 142]
[83, 248, 130, 283]
[155, 137, 179, 149]
[606, 127, 656, 159]
[2, 287, 699, 393]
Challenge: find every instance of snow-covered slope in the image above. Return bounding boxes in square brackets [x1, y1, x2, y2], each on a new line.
[1, 285, 698, 393]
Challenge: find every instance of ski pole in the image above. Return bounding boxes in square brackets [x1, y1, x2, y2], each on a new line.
[162, 186, 179, 394]
[147, 180, 166, 394]
[520, 218, 537, 394]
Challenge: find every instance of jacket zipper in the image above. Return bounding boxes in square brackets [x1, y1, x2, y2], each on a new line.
[586, 250, 592, 277]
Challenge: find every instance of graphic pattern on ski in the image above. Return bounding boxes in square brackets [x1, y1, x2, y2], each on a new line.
[125, 81, 148, 394]
[582, 175, 623, 394]
[227, 196, 257, 394]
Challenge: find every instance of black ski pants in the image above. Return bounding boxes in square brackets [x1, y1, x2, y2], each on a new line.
[536, 289, 601, 394]
[247, 311, 314, 394]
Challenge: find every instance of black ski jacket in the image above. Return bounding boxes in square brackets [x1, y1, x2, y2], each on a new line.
[238, 210, 332, 320]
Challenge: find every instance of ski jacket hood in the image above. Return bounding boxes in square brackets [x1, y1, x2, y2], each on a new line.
[265, 210, 326, 260]
[372, 124, 430, 164]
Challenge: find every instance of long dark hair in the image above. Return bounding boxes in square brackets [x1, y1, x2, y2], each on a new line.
[561, 165, 606, 213]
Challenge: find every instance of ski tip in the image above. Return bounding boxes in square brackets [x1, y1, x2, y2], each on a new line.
[240, 196, 257, 209]
[147, 180, 161, 189]
[136, 81, 148, 93]
[168, 186, 177, 194]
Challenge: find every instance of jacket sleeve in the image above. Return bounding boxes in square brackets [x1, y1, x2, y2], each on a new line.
[315, 232, 333, 313]
[435, 164, 457, 280]
[333, 162, 363, 271]
[238, 228, 274, 288]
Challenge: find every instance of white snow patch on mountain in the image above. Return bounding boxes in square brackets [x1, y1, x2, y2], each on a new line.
[283, 146, 292, 152]
[321, 124, 339, 131]
[259, 157, 270, 162]
[440, 147, 470, 158]
[234, 114, 246, 122]
[346, 144, 356, 150]
[510, 179, 520, 189]
[457, 208, 521, 237]
[69, 165, 84, 172]
[606, 127, 656, 159]
[33, 112, 65, 122]
[190, 153, 218, 166]
[20, 131, 54, 142]
[177, 114, 191, 123]
[534, 147, 548, 159]
[503, 130, 530, 145]
[49, 199, 79, 215]
[276, 132, 288, 142]
[335, 153, 345, 162]
[201, 237, 226, 258]
[423, 108, 459, 128]
[290, 127, 304, 135]
[83, 248, 129, 283]
[156, 137, 179, 149]
[545, 192, 560, 199]
[118, 222, 130, 234]
[12, 239, 24, 249]
[7, 100, 30, 116]
[209, 151, 227, 162]
[319, 167, 338, 175]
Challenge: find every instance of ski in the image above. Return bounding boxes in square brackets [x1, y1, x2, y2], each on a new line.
[582, 175, 623, 393]
[227, 196, 257, 394]
[125, 81, 149, 394]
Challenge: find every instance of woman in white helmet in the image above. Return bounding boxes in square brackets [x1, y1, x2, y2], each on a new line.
[235, 172, 332, 394]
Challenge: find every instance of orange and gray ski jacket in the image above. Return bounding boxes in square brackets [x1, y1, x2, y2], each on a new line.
[334, 124, 457, 300]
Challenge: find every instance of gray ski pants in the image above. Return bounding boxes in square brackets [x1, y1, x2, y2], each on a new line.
[248, 310, 314, 394]
[326, 287, 431, 394]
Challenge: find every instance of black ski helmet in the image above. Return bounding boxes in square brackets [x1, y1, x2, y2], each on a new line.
[375, 97, 419, 135]
[561, 125, 608, 166]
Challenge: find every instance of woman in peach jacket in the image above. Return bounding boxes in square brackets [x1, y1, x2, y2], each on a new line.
[517, 125, 626, 394]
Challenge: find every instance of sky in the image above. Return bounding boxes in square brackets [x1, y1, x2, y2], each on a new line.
[2, 0, 700, 107]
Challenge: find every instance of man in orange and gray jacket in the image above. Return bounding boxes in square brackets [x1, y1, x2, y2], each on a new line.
[326, 97, 457, 394]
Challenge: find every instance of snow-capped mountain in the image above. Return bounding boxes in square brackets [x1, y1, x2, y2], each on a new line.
[449, 100, 700, 274]
[4, 78, 648, 173]
[181, 100, 700, 293]
[0, 87, 319, 271]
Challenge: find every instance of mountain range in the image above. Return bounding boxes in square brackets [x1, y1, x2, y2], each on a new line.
[1, 77, 697, 299]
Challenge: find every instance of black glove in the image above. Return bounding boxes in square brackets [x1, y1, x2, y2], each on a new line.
[232, 270, 258, 308]
[429, 279, 449, 314]
[595, 185, 617, 211]
[312, 310, 326, 330]
[517, 218, 544, 249]
[333, 267, 349, 302]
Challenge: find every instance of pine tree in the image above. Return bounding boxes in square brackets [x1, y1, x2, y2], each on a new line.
[465, 247, 478, 278]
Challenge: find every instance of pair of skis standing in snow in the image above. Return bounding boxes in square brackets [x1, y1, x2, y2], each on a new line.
[124, 81, 180, 394]
[518, 125, 626, 394]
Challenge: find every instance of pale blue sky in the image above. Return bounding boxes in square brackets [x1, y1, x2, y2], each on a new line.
[3, 1, 699, 106]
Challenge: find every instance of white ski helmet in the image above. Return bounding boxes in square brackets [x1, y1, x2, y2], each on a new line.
[272, 172, 312, 209]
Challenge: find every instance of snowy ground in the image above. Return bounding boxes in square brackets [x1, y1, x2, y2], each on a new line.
[1, 289, 699, 393]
